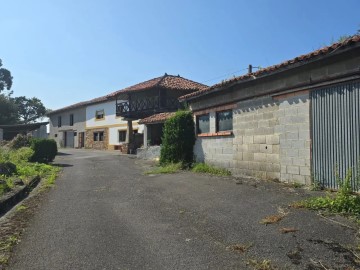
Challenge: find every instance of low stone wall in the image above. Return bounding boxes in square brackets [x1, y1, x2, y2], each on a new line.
[136, 146, 161, 160]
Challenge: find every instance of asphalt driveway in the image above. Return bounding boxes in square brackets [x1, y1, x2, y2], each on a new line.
[7, 149, 359, 269]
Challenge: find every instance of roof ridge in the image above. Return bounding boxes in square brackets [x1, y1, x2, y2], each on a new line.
[180, 34, 360, 101]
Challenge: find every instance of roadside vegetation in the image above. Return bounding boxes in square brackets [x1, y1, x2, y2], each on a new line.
[0, 134, 59, 196]
[295, 168, 360, 220]
[147, 110, 232, 177]
[191, 162, 231, 176]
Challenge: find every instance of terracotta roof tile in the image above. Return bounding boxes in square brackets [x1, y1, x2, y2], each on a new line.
[138, 112, 176, 125]
[47, 74, 206, 116]
[107, 74, 207, 97]
[47, 95, 109, 115]
[180, 35, 360, 101]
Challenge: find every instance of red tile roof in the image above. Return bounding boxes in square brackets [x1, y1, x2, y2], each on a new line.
[138, 112, 176, 125]
[47, 74, 206, 116]
[180, 35, 360, 101]
[107, 74, 207, 97]
[47, 95, 108, 115]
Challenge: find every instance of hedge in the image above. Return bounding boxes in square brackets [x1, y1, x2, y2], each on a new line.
[30, 139, 58, 163]
[160, 111, 195, 166]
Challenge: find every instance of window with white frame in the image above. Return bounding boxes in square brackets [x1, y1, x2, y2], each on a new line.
[95, 110, 105, 120]
[93, 131, 104, 141]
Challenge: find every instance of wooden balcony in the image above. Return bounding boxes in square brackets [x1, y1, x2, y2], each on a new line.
[116, 96, 182, 119]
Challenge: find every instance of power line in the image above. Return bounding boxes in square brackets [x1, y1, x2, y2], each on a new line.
[201, 67, 248, 84]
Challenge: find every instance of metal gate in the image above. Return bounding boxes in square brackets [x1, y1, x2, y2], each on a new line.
[311, 80, 360, 190]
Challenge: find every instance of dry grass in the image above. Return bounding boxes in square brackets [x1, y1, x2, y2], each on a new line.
[226, 243, 252, 253]
[279, 227, 298, 234]
[247, 259, 277, 270]
[260, 207, 289, 225]
[260, 215, 284, 225]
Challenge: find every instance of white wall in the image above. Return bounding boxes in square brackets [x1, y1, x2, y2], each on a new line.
[86, 100, 125, 128]
[86, 100, 144, 147]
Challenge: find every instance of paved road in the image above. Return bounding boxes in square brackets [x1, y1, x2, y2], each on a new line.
[7, 149, 358, 269]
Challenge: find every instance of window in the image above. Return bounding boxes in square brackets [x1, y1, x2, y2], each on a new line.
[95, 110, 105, 120]
[58, 116, 62, 127]
[196, 114, 210, 134]
[216, 110, 233, 132]
[93, 131, 104, 141]
[118, 130, 126, 142]
[70, 114, 74, 126]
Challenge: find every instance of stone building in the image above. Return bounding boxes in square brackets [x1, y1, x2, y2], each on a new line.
[180, 35, 360, 188]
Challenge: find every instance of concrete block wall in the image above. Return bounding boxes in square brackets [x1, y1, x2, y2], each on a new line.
[194, 111, 234, 169]
[193, 93, 312, 185]
[232, 97, 280, 180]
[275, 92, 311, 185]
[194, 136, 234, 169]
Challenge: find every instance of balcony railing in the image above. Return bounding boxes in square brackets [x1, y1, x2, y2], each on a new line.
[116, 96, 181, 118]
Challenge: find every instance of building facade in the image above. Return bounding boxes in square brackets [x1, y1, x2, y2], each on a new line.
[48, 105, 86, 148]
[85, 99, 142, 151]
[181, 36, 360, 188]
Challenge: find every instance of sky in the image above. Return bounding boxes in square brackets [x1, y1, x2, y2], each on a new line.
[1, 0, 359, 110]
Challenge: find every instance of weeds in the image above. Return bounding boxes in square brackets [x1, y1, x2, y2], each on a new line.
[191, 163, 231, 176]
[145, 163, 182, 175]
[0, 146, 60, 195]
[300, 168, 360, 218]
[16, 204, 28, 211]
[0, 234, 20, 264]
[247, 259, 276, 270]
[226, 243, 252, 253]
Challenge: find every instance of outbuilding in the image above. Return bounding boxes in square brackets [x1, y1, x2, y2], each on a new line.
[180, 36, 360, 189]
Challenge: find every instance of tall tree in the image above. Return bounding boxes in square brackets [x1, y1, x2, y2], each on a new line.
[0, 59, 13, 93]
[13, 96, 47, 124]
[0, 94, 18, 125]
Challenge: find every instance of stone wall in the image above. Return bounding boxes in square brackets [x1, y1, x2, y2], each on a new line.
[136, 146, 161, 160]
[85, 128, 109, 150]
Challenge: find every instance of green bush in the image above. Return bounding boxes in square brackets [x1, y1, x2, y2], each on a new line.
[160, 111, 195, 166]
[30, 139, 58, 163]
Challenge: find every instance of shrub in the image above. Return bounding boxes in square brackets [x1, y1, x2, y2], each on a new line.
[30, 139, 58, 163]
[160, 111, 195, 166]
[7, 134, 32, 149]
[0, 162, 17, 176]
[8, 147, 34, 164]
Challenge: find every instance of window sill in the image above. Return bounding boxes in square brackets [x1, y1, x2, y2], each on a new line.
[95, 118, 105, 121]
[197, 131, 233, 137]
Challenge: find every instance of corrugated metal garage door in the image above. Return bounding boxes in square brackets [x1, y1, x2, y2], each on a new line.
[311, 80, 360, 190]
